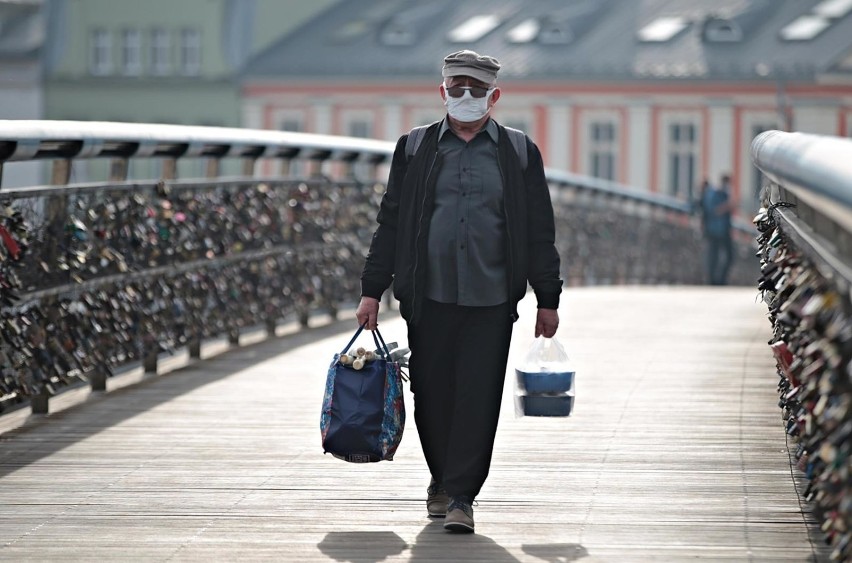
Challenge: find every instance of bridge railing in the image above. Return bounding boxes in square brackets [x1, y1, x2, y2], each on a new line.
[751, 130, 852, 561]
[0, 120, 750, 417]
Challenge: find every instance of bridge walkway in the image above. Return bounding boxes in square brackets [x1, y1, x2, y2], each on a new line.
[0, 287, 827, 562]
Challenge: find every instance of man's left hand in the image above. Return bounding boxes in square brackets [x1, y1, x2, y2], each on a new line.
[535, 308, 559, 338]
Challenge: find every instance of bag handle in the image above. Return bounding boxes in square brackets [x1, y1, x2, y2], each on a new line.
[339, 323, 392, 359]
[371, 327, 392, 359]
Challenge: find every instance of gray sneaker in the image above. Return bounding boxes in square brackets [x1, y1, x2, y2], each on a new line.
[443, 497, 474, 533]
[427, 478, 449, 517]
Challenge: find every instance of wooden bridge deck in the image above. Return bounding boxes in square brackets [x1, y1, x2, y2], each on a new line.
[0, 287, 827, 562]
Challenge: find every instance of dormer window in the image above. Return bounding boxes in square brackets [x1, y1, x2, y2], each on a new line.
[638, 17, 689, 42]
[539, 20, 574, 45]
[506, 18, 539, 43]
[780, 15, 830, 41]
[814, 0, 852, 19]
[381, 25, 415, 46]
[702, 17, 743, 42]
[448, 15, 501, 42]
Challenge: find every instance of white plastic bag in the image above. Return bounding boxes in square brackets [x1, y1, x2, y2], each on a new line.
[517, 336, 572, 373]
[514, 337, 575, 417]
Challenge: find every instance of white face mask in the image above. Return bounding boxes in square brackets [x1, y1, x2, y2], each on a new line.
[444, 86, 495, 122]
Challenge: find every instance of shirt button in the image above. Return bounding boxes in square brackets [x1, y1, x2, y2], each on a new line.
[460, 218, 465, 223]
[460, 245, 465, 249]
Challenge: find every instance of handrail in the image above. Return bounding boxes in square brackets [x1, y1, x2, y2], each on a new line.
[545, 168, 691, 213]
[751, 130, 852, 212]
[0, 120, 396, 163]
[751, 131, 852, 558]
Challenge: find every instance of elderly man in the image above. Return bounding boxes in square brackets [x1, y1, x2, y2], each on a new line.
[356, 50, 562, 533]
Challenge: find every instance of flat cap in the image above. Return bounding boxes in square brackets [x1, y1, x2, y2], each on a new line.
[441, 50, 501, 84]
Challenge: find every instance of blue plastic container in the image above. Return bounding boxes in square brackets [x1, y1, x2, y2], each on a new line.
[516, 394, 575, 417]
[515, 369, 575, 394]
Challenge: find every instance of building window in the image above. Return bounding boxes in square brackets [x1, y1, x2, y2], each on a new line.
[589, 121, 618, 181]
[667, 122, 697, 200]
[280, 118, 302, 132]
[121, 29, 142, 75]
[150, 28, 171, 75]
[89, 28, 112, 75]
[179, 28, 201, 75]
[347, 119, 372, 138]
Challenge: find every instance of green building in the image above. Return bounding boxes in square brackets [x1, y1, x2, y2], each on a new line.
[43, 0, 338, 179]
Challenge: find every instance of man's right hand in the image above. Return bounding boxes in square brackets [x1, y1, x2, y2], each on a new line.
[355, 297, 380, 330]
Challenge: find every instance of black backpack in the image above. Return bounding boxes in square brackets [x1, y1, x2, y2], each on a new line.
[404, 121, 528, 170]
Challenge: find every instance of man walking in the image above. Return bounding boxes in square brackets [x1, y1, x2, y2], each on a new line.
[356, 50, 563, 533]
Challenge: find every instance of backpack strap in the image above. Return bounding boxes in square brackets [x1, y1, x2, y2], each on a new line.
[404, 124, 431, 160]
[406, 121, 529, 171]
[504, 126, 528, 171]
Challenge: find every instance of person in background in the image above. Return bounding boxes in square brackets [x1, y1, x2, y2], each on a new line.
[355, 50, 562, 533]
[698, 174, 735, 285]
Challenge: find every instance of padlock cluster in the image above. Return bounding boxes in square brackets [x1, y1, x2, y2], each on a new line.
[16, 180, 378, 294]
[0, 203, 30, 308]
[755, 204, 852, 561]
[0, 177, 381, 411]
[338, 346, 377, 370]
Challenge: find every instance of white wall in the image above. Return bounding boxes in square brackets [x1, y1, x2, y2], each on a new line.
[707, 104, 734, 185]
[546, 103, 570, 171]
[627, 103, 651, 192]
[793, 104, 839, 135]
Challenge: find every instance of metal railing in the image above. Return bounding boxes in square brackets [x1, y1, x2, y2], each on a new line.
[0, 120, 753, 417]
[751, 130, 852, 561]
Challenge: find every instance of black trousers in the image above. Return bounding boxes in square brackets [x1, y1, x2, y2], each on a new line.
[407, 300, 514, 500]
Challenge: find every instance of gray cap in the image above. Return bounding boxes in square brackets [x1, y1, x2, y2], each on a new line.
[441, 50, 501, 84]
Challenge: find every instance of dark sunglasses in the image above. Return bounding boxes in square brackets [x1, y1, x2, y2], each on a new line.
[445, 85, 491, 98]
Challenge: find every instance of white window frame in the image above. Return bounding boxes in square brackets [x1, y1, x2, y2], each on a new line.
[340, 110, 376, 178]
[89, 28, 112, 76]
[121, 28, 142, 76]
[659, 112, 701, 200]
[279, 116, 304, 133]
[150, 28, 171, 76]
[270, 109, 307, 176]
[179, 28, 201, 76]
[579, 110, 620, 182]
[341, 110, 375, 138]
[589, 120, 618, 181]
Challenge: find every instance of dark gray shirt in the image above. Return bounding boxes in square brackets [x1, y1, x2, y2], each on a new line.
[425, 118, 507, 306]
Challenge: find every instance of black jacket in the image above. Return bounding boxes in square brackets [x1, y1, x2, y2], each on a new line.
[360, 120, 562, 325]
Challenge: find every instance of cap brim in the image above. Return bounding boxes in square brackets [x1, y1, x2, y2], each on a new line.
[441, 67, 496, 84]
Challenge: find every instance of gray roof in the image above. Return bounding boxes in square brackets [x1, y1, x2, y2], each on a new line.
[242, 0, 852, 82]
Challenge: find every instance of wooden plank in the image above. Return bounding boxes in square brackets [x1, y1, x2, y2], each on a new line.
[0, 288, 831, 562]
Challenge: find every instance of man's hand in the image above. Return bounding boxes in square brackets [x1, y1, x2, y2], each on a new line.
[535, 308, 559, 338]
[355, 297, 380, 330]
